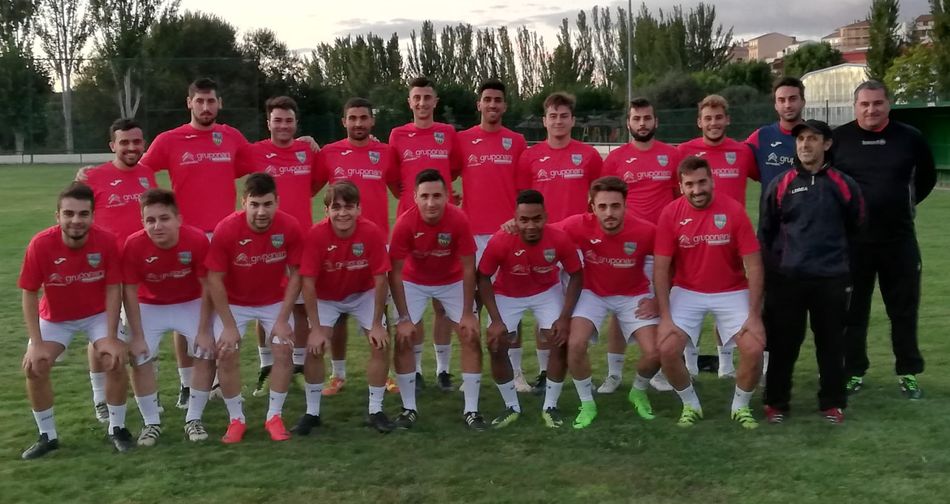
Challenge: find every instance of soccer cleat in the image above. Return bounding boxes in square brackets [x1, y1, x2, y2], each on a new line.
[366, 412, 395, 433]
[290, 414, 322, 436]
[731, 407, 759, 430]
[137, 424, 162, 447]
[627, 387, 655, 420]
[573, 401, 598, 429]
[821, 407, 845, 424]
[676, 405, 703, 427]
[94, 402, 109, 423]
[650, 372, 674, 392]
[491, 407, 521, 429]
[156, 392, 165, 415]
[208, 383, 223, 401]
[898, 375, 923, 400]
[21, 434, 59, 460]
[264, 415, 291, 441]
[415, 372, 426, 392]
[513, 372, 532, 393]
[252, 365, 273, 397]
[542, 407, 564, 429]
[184, 419, 208, 442]
[597, 375, 622, 394]
[530, 371, 548, 396]
[463, 411, 488, 431]
[176, 386, 190, 409]
[110, 426, 135, 453]
[763, 405, 786, 424]
[718, 368, 736, 379]
[221, 419, 247, 444]
[385, 377, 400, 394]
[437, 371, 454, 392]
[322, 376, 346, 396]
[394, 408, 418, 430]
[845, 376, 863, 395]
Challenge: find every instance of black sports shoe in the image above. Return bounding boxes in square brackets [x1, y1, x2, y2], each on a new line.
[437, 371, 454, 392]
[531, 371, 547, 396]
[366, 412, 395, 433]
[176, 386, 190, 410]
[253, 365, 273, 397]
[394, 408, 418, 429]
[290, 413, 322, 436]
[110, 426, 135, 453]
[463, 411, 488, 431]
[21, 434, 59, 460]
[415, 372, 426, 392]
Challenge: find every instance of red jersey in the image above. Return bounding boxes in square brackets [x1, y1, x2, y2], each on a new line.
[601, 142, 680, 224]
[389, 122, 458, 216]
[478, 226, 581, 298]
[390, 204, 476, 286]
[84, 162, 156, 248]
[236, 139, 319, 228]
[455, 126, 527, 234]
[205, 210, 303, 306]
[516, 140, 602, 223]
[676, 138, 759, 206]
[140, 123, 248, 232]
[557, 213, 655, 297]
[122, 225, 209, 305]
[300, 218, 390, 301]
[654, 196, 759, 294]
[18, 226, 121, 322]
[315, 139, 399, 234]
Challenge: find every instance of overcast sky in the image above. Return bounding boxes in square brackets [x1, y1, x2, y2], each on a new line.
[179, 0, 931, 52]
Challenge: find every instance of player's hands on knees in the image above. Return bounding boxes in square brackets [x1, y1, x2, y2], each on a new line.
[550, 316, 570, 346]
[194, 329, 216, 360]
[307, 327, 328, 356]
[216, 326, 241, 356]
[739, 315, 766, 348]
[271, 319, 294, 347]
[635, 297, 659, 319]
[486, 321, 508, 352]
[96, 338, 128, 370]
[129, 338, 150, 366]
[459, 312, 479, 343]
[656, 317, 678, 344]
[395, 319, 416, 345]
[368, 324, 389, 350]
[22, 345, 53, 378]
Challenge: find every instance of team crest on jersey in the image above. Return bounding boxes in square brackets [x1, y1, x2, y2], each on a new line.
[624, 242, 637, 255]
[543, 248, 556, 263]
[87, 253, 101, 268]
[178, 251, 192, 265]
[571, 154, 583, 166]
[271, 234, 285, 248]
[434, 131, 445, 145]
[502, 137, 513, 151]
[725, 152, 736, 165]
[369, 151, 380, 164]
[295, 151, 307, 163]
[714, 214, 727, 229]
[657, 155, 669, 167]
[352, 242, 364, 257]
[212, 131, 223, 146]
[437, 232, 452, 247]
[139, 177, 150, 189]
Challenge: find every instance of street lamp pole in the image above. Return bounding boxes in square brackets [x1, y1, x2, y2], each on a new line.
[626, 0, 633, 142]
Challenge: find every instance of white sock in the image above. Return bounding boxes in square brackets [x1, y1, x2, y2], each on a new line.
[497, 380, 521, 412]
[731, 386, 754, 413]
[573, 377, 594, 403]
[396, 372, 417, 410]
[508, 347, 523, 374]
[293, 347, 306, 367]
[259, 346, 274, 368]
[267, 390, 287, 420]
[107, 403, 127, 431]
[368, 386, 385, 414]
[607, 353, 625, 378]
[633, 373, 650, 391]
[177, 367, 193, 389]
[89, 372, 106, 404]
[543, 379, 563, 410]
[33, 407, 57, 440]
[305, 382, 324, 416]
[435, 344, 452, 374]
[675, 384, 702, 410]
[185, 389, 210, 422]
[413, 345, 424, 374]
[762, 350, 770, 375]
[223, 395, 245, 423]
[135, 393, 161, 425]
[718, 345, 735, 372]
[536, 349, 550, 372]
[331, 360, 347, 379]
[685, 347, 700, 377]
[461, 373, 481, 413]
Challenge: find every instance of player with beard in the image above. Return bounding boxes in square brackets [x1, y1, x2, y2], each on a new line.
[747, 77, 806, 190]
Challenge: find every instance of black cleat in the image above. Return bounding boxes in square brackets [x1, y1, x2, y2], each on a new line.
[290, 413, 322, 436]
[366, 412, 395, 433]
[437, 371, 454, 392]
[394, 408, 418, 430]
[21, 434, 59, 460]
[176, 386, 190, 409]
[463, 411, 488, 431]
[252, 365, 273, 397]
[415, 372, 426, 392]
[531, 371, 547, 396]
[110, 426, 135, 453]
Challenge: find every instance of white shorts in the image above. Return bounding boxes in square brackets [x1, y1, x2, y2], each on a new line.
[318, 290, 379, 331]
[140, 298, 202, 360]
[36, 312, 109, 349]
[474, 234, 492, 266]
[669, 287, 749, 348]
[213, 302, 292, 345]
[573, 290, 659, 344]
[559, 249, 584, 291]
[495, 284, 563, 334]
[403, 280, 466, 324]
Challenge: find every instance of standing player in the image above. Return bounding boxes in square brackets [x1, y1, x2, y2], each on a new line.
[139, 77, 249, 409]
[314, 97, 400, 396]
[456, 80, 529, 391]
[388, 169, 481, 429]
[19, 183, 130, 459]
[654, 157, 765, 429]
[297, 181, 395, 433]
[122, 189, 214, 445]
[677, 94, 759, 378]
[477, 190, 581, 428]
[832, 81, 936, 398]
[189, 173, 303, 443]
[747, 77, 806, 190]
[596, 97, 680, 394]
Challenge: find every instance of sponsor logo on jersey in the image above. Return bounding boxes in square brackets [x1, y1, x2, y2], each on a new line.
[862, 139, 886, 146]
[212, 131, 223, 146]
[539, 156, 551, 163]
[514, 249, 525, 256]
[185, 134, 198, 139]
[146, 256, 158, 263]
[178, 251, 192, 265]
[625, 157, 637, 164]
[54, 257, 66, 265]
[239, 239, 252, 246]
[265, 153, 278, 159]
[543, 248, 556, 263]
[352, 242, 364, 257]
[502, 137, 512, 150]
[110, 179, 122, 187]
[623, 171, 636, 183]
[334, 167, 346, 177]
[407, 132, 417, 138]
[180, 151, 231, 165]
[414, 232, 425, 239]
[271, 234, 285, 248]
[657, 155, 669, 167]
[725, 152, 736, 165]
[679, 218, 693, 226]
[369, 151, 380, 164]
[624, 242, 637, 255]
[327, 245, 338, 252]
[589, 239, 602, 244]
[790, 186, 808, 194]
[341, 150, 353, 156]
[434, 131, 445, 144]
[296, 151, 307, 163]
[770, 141, 782, 147]
[471, 138, 483, 145]
[87, 253, 102, 268]
[571, 154, 583, 166]
[714, 213, 727, 229]
[437, 232, 452, 247]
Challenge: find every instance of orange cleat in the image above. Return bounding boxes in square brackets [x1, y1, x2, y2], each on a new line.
[264, 415, 291, 441]
[322, 376, 346, 396]
[221, 419, 247, 444]
[385, 376, 400, 394]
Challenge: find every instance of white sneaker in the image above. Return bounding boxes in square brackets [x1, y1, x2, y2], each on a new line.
[597, 375, 622, 394]
[718, 367, 736, 379]
[650, 372, 674, 392]
[513, 372, 532, 393]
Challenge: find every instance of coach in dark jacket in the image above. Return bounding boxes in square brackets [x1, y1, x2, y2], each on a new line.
[759, 119, 864, 424]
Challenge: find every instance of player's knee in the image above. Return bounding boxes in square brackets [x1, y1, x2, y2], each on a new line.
[271, 343, 292, 363]
[738, 336, 765, 357]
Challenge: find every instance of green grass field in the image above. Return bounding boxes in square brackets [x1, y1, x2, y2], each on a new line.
[1, 165, 948, 504]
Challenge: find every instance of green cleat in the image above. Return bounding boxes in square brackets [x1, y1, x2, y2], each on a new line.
[845, 376, 863, 395]
[627, 387, 655, 420]
[572, 401, 598, 429]
[491, 407, 521, 429]
[898, 375, 922, 400]
[542, 407, 564, 429]
[731, 407, 759, 430]
[676, 405, 703, 427]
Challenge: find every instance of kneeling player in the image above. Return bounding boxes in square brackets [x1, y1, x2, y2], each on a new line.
[478, 190, 581, 428]
[298, 181, 395, 433]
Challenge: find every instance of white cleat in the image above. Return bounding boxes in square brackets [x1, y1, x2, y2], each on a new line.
[650, 371, 674, 392]
[513, 372, 533, 393]
[597, 375, 623, 394]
